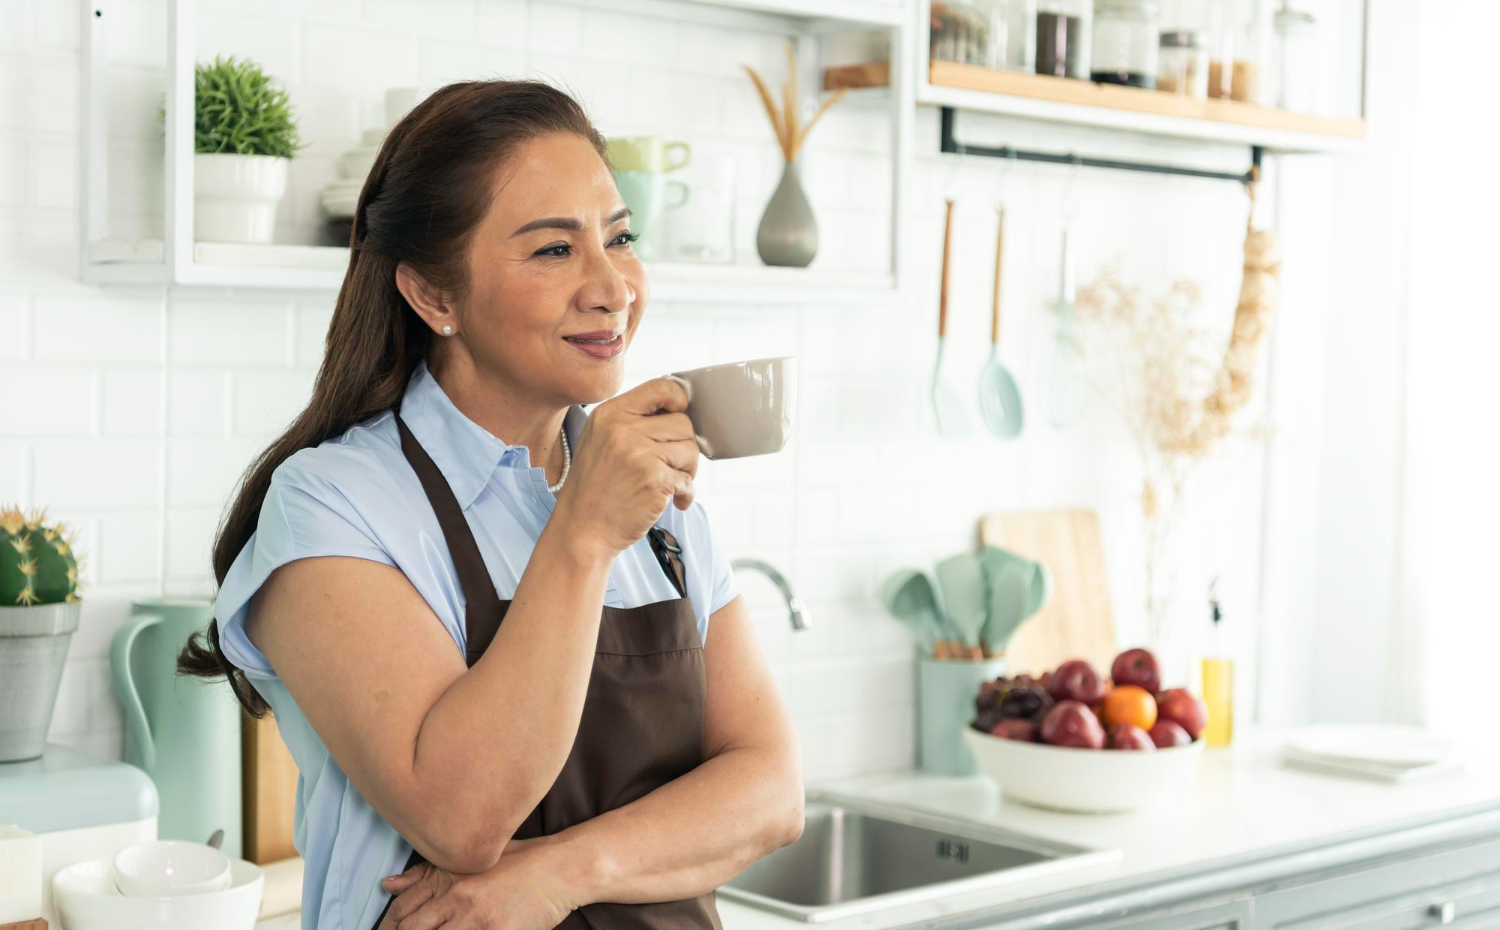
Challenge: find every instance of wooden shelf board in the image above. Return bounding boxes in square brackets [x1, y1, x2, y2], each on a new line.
[927, 61, 1365, 153]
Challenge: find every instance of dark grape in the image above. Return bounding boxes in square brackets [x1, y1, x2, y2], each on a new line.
[999, 685, 1054, 721]
[974, 707, 1005, 733]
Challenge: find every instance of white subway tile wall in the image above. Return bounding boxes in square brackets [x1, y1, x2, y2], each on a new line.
[0, 0, 1269, 783]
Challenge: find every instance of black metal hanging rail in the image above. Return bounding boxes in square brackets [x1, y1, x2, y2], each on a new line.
[940, 106, 1263, 184]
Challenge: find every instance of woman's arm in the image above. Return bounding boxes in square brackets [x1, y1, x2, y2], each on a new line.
[546, 593, 805, 903]
[248, 519, 612, 874]
[247, 378, 698, 876]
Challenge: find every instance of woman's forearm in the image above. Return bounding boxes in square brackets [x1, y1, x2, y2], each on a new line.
[409, 516, 613, 869]
[554, 745, 804, 905]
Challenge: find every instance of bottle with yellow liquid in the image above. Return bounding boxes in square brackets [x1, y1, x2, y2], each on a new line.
[1201, 580, 1234, 747]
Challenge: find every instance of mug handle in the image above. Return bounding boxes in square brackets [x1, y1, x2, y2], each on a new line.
[665, 141, 691, 172]
[110, 611, 163, 772]
[665, 180, 691, 210]
[662, 374, 712, 458]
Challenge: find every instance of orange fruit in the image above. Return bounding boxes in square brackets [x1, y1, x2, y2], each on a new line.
[1102, 685, 1158, 731]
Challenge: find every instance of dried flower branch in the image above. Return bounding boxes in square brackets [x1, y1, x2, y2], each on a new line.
[1074, 203, 1281, 645]
[743, 40, 849, 163]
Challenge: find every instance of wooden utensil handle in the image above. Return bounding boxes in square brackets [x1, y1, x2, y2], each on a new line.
[991, 208, 1005, 345]
[939, 199, 955, 339]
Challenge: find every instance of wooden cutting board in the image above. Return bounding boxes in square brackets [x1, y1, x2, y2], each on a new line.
[243, 712, 299, 865]
[978, 509, 1118, 675]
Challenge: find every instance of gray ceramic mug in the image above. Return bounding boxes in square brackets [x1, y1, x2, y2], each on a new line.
[667, 356, 796, 460]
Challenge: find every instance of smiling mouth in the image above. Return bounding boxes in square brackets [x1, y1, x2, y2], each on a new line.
[562, 331, 626, 360]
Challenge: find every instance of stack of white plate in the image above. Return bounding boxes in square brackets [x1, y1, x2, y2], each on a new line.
[1281, 725, 1459, 783]
[320, 127, 384, 221]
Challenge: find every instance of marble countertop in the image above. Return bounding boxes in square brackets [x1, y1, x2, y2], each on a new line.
[257, 730, 1500, 929]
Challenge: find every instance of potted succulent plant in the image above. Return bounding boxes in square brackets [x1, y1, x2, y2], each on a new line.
[0, 506, 84, 763]
[163, 55, 306, 244]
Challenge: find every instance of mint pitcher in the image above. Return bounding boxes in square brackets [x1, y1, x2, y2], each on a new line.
[110, 596, 242, 858]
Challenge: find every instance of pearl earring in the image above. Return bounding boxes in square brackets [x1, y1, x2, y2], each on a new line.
[441, 325, 453, 335]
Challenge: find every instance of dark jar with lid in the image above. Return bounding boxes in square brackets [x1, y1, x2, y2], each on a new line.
[1091, 0, 1160, 88]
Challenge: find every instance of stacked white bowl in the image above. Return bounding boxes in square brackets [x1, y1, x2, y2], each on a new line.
[320, 87, 434, 227]
[53, 840, 264, 929]
[319, 127, 382, 222]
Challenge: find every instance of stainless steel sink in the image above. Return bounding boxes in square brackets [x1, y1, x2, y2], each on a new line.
[718, 790, 1120, 922]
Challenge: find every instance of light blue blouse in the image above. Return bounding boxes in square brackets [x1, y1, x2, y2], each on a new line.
[213, 358, 738, 930]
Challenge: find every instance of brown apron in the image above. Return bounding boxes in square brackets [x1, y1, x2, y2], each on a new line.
[372, 407, 722, 930]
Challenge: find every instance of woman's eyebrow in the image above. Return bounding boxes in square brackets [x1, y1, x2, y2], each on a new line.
[511, 206, 632, 237]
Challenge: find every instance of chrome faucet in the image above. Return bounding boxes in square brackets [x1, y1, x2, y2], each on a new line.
[730, 558, 809, 631]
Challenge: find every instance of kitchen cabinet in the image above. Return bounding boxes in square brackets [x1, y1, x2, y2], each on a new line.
[1095, 898, 1254, 930]
[1254, 837, 1500, 929]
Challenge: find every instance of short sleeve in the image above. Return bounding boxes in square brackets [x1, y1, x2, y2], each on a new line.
[214, 461, 396, 681]
[672, 500, 739, 645]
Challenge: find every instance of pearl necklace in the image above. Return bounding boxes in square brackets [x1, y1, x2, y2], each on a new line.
[548, 427, 571, 494]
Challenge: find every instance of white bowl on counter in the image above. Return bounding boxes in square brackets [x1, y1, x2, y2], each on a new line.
[112, 840, 231, 897]
[54, 856, 263, 930]
[964, 725, 1205, 814]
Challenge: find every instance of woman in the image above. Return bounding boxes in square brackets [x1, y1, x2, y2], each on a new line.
[180, 80, 804, 930]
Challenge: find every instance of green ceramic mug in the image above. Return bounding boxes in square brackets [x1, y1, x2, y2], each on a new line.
[607, 135, 691, 173]
[612, 170, 689, 262]
[111, 596, 243, 857]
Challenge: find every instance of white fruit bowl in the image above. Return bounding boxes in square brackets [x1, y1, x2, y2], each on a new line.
[964, 726, 1205, 814]
[54, 856, 263, 930]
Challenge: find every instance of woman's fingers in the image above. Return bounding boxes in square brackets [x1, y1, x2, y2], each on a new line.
[616, 376, 690, 416]
[640, 410, 696, 443]
[384, 866, 439, 924]
[379, 862, 425, 895]
[395, 897, 453, 930]
[658, 437, 699, 478]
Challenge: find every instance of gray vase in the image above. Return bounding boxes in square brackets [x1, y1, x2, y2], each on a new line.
[756, 160, 818, 268]
[0, 600, 80, 763]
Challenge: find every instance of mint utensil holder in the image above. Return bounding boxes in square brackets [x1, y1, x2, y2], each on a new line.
[917, 655, 1008, 776]
[110, 596, 242, 858]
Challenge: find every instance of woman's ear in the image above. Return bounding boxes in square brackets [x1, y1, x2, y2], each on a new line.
[396, 261, 458, 335]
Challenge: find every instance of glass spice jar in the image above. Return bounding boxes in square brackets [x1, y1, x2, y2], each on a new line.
[977, 0, 1039, 72]
[1035, 0, 1090, 79]
[1157, 29, 1208, 97]
[1271, 3, 1317, 111]
[931, 0, 992, 66]
[1091, 0, 1160, 89]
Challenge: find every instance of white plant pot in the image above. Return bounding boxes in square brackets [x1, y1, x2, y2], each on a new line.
[194, 153, 290, 244]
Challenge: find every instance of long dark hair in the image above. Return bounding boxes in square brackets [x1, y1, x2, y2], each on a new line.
[178, 80, 608, 716]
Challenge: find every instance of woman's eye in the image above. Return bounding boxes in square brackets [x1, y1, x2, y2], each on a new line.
[535, 231, 639, 258]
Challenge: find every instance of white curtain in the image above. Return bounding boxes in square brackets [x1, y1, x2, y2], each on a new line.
[1397, 2, 1500, 735]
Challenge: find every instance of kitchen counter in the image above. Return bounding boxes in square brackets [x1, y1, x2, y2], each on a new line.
[256, 730, 1500, 929]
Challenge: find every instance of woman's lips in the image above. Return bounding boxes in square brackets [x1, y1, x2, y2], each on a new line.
[563, 332, 625, 360]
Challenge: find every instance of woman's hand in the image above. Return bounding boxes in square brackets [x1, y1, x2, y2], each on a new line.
[553, 376, 697, 556]
[376, 837, 578, 930]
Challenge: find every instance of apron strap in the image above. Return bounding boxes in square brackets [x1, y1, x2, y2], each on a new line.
[394, 410, 501, 668]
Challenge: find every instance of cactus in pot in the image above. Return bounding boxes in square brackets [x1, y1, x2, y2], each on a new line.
[0, 505, 85, 762]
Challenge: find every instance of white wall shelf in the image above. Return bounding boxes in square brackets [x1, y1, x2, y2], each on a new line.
[79, 0, 915, 305]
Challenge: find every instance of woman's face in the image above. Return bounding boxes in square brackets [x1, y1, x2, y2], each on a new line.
[455, 132, 648, 406]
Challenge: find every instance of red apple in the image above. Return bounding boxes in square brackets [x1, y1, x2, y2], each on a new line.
[1047, 659, 1108, 704]
[1040, 700, 1106, 749]
[989, 718, 1039, 742]
[1106, 723, 1155, 751]
[1111, 648, 1162, 696]
[1149, 720, 1192, 748]
[1157, 689, 1209, 740]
